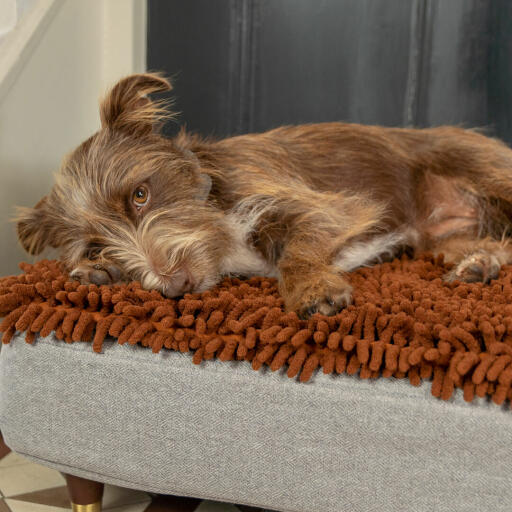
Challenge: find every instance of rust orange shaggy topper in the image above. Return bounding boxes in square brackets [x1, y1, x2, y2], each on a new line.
[2, 255, 512, 406]
[14, 73, 512, 319]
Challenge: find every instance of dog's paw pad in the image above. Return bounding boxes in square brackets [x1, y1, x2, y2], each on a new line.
[444, 252, 501, 284]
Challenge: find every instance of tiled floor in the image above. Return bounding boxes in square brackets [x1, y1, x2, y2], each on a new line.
[0, 451, 267, 512]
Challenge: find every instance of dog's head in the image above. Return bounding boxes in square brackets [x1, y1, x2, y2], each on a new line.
[16, 73, 229, 296]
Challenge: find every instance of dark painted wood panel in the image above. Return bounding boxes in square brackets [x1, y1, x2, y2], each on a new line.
[253, 0, 415, 131]
[416, 0, 492, 128]
[147, 0, 235, 136]
[489, 0, 512, 145]
[147, 0, 512, 146]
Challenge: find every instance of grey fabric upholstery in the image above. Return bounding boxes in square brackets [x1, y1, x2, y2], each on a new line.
[0, 333, 511, 512]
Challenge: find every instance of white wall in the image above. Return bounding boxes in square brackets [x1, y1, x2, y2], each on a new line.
[0, 0, 146, 274]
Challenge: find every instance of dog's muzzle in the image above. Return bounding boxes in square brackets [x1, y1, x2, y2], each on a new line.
[157, 267, 195, 297]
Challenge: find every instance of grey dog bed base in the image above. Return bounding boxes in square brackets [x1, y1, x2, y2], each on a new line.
[0, 333, 511, 512]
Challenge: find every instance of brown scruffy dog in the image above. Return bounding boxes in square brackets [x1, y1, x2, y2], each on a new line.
[15, 73, 512, 317]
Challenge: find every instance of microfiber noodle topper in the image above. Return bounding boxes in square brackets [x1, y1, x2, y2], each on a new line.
[2, 254, 512, 406]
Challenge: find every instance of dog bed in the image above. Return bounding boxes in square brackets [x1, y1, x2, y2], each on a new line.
[1, 254, 512, 406]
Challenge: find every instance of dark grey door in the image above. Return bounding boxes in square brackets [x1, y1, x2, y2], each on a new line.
[148, 0, 512, 144]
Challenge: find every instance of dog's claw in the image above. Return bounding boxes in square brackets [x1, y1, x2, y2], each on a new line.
[305, 306, 317, 317]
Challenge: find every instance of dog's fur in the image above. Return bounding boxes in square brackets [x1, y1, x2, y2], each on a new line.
[15, 73, 512, 317]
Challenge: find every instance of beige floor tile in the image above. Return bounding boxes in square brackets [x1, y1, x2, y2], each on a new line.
[102, 485, 151, 509]
[4, 499, 69, 512]
[0, 452, 29, 469]
[0, 463, 64, 498]
[7, 486, 69, 509]
[196, 501, 240, 512]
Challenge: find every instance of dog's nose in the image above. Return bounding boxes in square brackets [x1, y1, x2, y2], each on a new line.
[161, 268, 194, 297]
[172, 268, 191, 290]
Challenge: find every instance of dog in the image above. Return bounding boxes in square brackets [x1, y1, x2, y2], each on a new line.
[15, 73, 512, 318]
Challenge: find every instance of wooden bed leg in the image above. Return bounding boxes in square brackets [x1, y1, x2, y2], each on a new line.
[0, 432, 11, 460]
[64, 473, 104, 512]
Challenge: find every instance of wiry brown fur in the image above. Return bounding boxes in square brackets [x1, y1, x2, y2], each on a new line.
[15, 73, 512, 317]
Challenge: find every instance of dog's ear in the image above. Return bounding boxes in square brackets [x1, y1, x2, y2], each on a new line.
[196, 173, 212, 202]
[100, 73, 173, 135]
[180, 147, 212, 201]
[16, 197, 56, 255]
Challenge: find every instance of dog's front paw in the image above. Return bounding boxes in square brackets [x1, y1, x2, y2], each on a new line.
[298, 286, 353, 319]
[283, 272, 353, 319]
[443, 251, 501, 284]
[69, 261, 124, 286]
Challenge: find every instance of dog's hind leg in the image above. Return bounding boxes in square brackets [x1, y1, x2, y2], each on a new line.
[416, 139, 512, 284]
[420, 127, 512, 208]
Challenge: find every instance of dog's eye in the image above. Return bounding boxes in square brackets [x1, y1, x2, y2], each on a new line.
[133, 186, 149, 208]
[86, 244, 103, 259]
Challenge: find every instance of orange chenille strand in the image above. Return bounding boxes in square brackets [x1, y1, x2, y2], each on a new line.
[2, 254, 512, 406]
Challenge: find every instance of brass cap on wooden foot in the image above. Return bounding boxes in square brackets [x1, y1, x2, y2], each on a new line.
[71, 501, 102, 512]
